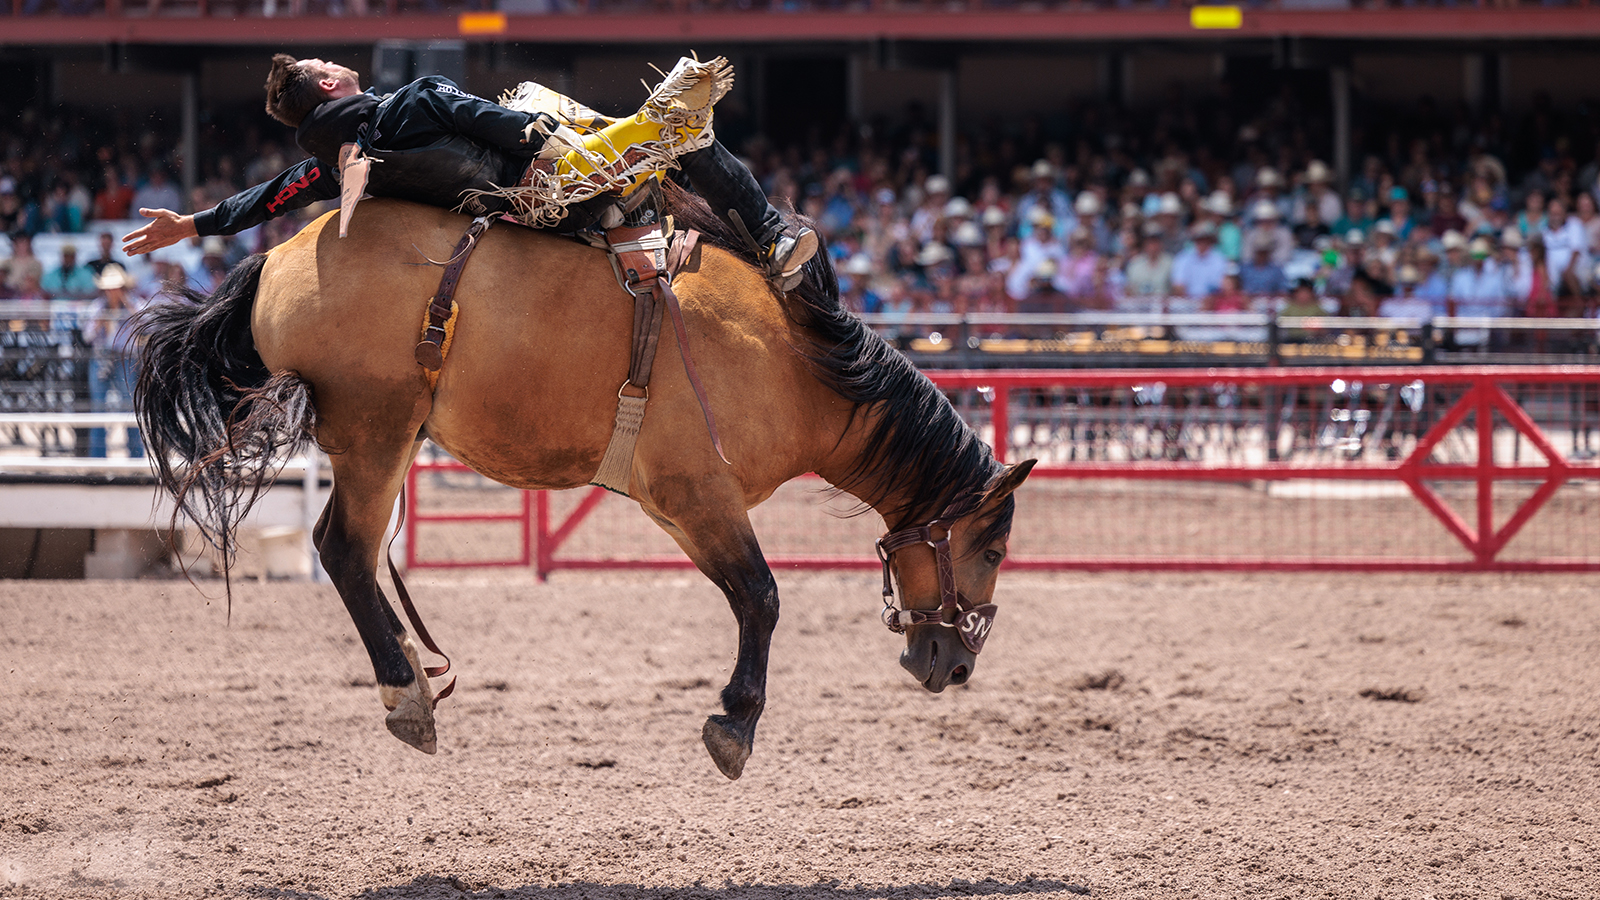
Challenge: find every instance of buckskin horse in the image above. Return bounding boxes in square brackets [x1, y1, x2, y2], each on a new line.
[133, 187, 1035, 779]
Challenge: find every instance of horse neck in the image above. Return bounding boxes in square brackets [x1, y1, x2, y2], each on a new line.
[812, 395, 995, 533]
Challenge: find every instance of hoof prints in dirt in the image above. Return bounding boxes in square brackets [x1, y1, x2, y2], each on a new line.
[1360, 687, 1426, 702]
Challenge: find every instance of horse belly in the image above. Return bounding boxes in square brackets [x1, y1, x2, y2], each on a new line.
[421, 250, 635, 491]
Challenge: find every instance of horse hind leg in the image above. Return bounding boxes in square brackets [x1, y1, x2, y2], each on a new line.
[316, 433, 439, 754]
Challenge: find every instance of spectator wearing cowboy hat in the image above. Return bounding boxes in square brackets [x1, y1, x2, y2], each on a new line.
[1195, 190, 1242, 262]
[1123, 223, 1173, 307]
[1245, 200, 1294, 266]
[1149, 192, 1186, 256]
[1368, 219, 1401, 281]
[1006, 206, 1067, 302]
[1055, 227, 1100, 302]
[1450, 236, 1512, 319]
[1248, 166, 1292, 222]
[1498, 227, 1533, 301]
[1413, 247, 1450, 318]
[1379, 264, 1435, 320]
[83, 263, 146, 458]
[1448, 236, 1511, 349]
[1293, 160, 1343, 227]
[1239, 234, 1289, 297]
[1014, 160, 1073, 240]
[909, 174, 953, 245]
[1075, 190, 1113, 254]
[1170, 222, 1230, 301]
[1439, 230, 1470, 285]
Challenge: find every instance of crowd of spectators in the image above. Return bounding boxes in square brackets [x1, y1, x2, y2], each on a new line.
[4, 87, 1600, 359]
[736, 103, 1600, 354]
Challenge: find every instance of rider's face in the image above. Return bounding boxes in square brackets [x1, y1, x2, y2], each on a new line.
[301, 59, 361, 99]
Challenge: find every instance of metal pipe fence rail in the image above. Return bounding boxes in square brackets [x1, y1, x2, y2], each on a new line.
[862, 312, 1600, 369]
[402, 366, 1600, 576]
[6, 313, 1600, 415]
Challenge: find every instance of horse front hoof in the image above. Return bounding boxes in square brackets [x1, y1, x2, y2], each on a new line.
[702, 715, 751, 780]
[385, 702, 438, 754]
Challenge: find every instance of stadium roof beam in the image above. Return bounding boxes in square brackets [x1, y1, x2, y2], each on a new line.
[6, 8, 1600, 46]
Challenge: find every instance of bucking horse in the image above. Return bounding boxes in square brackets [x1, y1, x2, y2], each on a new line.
[133, 185, 1034, 779]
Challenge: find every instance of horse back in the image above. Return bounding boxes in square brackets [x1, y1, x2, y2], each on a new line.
[251, 199, 840, 498]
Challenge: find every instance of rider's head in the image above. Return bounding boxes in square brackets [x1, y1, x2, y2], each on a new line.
[265, 54, 361, 127]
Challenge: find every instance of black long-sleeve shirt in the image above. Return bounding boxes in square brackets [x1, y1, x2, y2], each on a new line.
[194, 76, 546, 237]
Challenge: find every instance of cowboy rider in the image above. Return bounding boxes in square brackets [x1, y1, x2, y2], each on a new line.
[123, 55, 817, 290]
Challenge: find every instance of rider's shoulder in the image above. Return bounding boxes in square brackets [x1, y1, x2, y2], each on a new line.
[400, 75, 481, 102]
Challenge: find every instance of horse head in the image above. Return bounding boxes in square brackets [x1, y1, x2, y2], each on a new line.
[878, 459, 1035, 692]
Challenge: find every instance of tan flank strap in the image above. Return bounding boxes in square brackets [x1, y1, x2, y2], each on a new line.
[414, 216, 494, 386]
[592, 227, 725, 495]
[384, 484, 456, 707]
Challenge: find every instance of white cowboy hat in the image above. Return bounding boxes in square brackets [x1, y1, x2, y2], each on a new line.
[1251, 200, 1281, 221]
[94, 263, 131, 291]
[942, 196, 973, 219]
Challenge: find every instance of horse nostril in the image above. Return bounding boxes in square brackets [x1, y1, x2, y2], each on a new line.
[949, 665, 969, 685]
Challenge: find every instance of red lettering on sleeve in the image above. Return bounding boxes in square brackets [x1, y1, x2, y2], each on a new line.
[266, 166, 322, 214]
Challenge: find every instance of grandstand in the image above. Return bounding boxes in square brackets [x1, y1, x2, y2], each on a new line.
[3, 4, 1600, 576]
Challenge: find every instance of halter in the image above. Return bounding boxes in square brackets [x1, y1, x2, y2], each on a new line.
[876, 515, 997, 655]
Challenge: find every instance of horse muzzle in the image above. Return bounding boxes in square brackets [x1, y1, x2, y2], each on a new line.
[899, 624, 979, 693]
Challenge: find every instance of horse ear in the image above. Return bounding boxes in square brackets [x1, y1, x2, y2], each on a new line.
[985, 458, 1037, 503]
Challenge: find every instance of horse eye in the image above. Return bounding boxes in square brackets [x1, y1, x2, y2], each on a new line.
[983, 549, 1002, 566]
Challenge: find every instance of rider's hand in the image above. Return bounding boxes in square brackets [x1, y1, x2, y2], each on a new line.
[123, 208, 199, 257]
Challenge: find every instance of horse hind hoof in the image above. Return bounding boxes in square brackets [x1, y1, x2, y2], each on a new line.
[381, 685, 438, 755]
[701, 715, 751, 780]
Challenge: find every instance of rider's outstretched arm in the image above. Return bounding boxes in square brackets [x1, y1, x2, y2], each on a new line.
[123, 157, 338, 256]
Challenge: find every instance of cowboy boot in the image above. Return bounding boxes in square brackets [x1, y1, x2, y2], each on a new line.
[678, 142, 818, 292]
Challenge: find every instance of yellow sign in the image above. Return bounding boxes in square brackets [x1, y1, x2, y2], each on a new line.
[1190, 5, 1242, 29]
[458, 11, 507, 34]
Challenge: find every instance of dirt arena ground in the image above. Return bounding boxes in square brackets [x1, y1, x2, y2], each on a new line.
[3, 569, 1598, 899]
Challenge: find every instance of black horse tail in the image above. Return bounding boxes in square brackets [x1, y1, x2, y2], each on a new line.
[132, 253, 319, 569]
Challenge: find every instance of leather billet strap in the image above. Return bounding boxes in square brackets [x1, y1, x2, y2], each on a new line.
[877, 518, 997, 654]
[415, 215, 493, 373]
[592, 226, 727, 498]
[609, 224, 672, 389]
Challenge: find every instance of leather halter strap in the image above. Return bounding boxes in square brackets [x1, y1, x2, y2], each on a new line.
[876, 516, 997, 654]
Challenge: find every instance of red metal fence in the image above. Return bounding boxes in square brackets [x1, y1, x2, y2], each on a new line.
[406, 366, 1600, 575]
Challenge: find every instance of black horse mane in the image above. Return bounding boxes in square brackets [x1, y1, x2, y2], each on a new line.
[659, 180, 1012, 540]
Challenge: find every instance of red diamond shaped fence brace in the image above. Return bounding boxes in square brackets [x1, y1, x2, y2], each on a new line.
[1399, 382, 1572, 564]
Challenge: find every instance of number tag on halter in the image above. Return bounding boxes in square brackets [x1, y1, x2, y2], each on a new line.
[957, 604, 998, 654]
